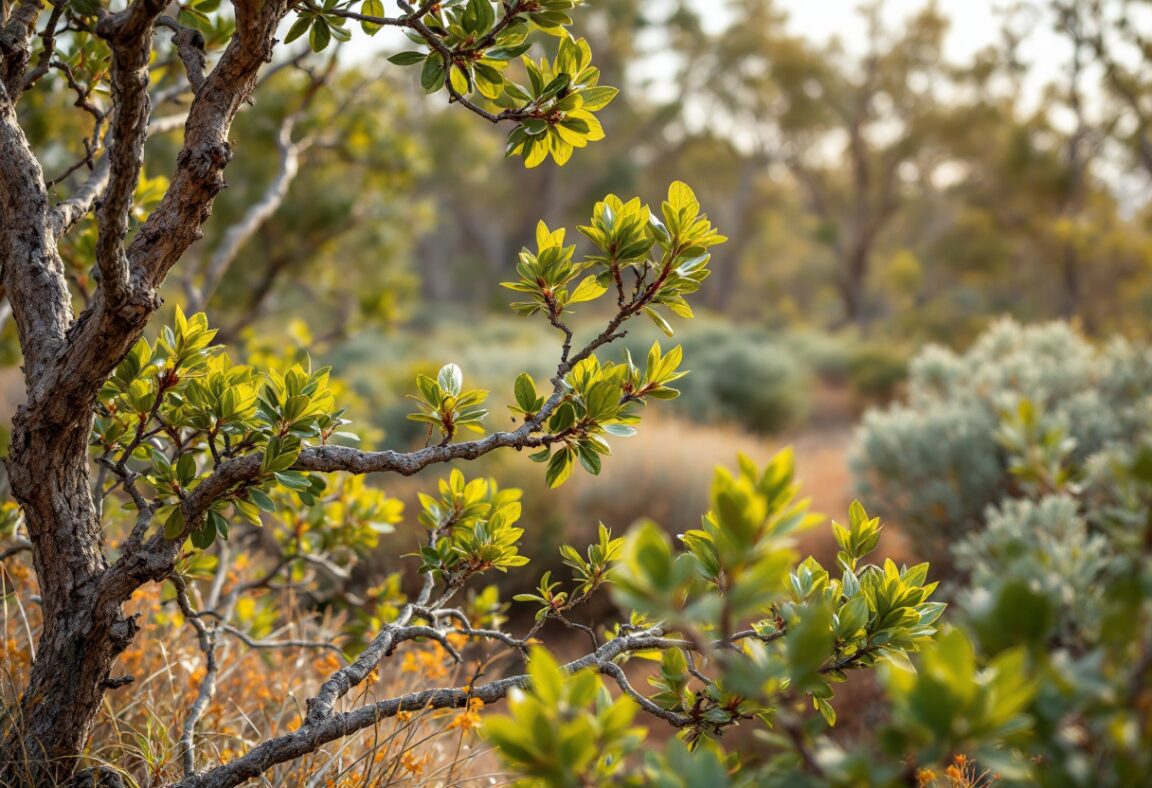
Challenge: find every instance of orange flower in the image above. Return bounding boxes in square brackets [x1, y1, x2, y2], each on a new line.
[447, 697, 484, 731]
[400, 645, 451, 681]
[399, 751, 429, 776]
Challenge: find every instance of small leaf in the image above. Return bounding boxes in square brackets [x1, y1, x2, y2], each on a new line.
[514, 373, 538, 412]
[308, 19, 331, 52]
[388, 50, 427, 65]
[438, 363, 463, 398]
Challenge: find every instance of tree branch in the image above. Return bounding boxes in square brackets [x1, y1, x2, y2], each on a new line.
[185, 54, 338, 311]
[0, 73, 70, 378]
[172, 629, 676, 788]
[49, 110, 190, 237]
[172, 574, 219, 778]
[18, 0, 63, 93]
[94, 0, 168, 306]
[25, 0, 293, 435]
[158, 15, 207, 94]
[0, 0, 42, 97]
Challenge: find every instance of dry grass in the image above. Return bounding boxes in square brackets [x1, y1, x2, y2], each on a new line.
[0, 558, 504, 787]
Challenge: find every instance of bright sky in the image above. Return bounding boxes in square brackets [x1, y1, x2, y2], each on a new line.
[779, 0, 1031, 57]
[716, 0, 1067, 81]
[345, 0, 1072, 100]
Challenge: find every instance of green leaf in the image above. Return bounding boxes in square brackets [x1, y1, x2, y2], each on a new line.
[568, 275, 606, 305]
[644, 307, 674, 337]
[814, 696, 837, 727]
[361, 0, 385, 34]
[546, 448, 574, 488]
[387, 50, 426, 65]
[514, 373, 538, 412]
[527, 648, 564, 706]
[284, 15, 311, 44]
[248, 488, 276, 513]
[308, 19, 331, 52]
[449, 64, 470, 95]
[164, 506, 186, 540]
[274, 470, 312, 491]
[438, 363, 463, 398]
[421, 53, 445, 92]
[578, 86, 618, 111]
[207, 509, 230, 541]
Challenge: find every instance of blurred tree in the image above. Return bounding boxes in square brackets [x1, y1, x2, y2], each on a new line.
[700, 0, 953, 328]
[184, 66, 429, 342]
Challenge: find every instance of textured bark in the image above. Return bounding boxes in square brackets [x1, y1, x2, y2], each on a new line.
[0, 1, 291, 781]
[0, 50, 125, 784]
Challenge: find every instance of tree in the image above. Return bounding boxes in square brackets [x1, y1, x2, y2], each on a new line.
[0, 2, 944, 785]
[701, 0, 952, 328]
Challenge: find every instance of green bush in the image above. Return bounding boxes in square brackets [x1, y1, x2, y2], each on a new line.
[851, 319, 1152, 559]
[846, 340, 909, 404]
[687, 335, 811, 434]
[844, 320, 1152, 785]
[954, 495, 1112, 645]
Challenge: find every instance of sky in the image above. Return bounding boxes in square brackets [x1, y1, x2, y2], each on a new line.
[702, 0, 1069, 92]
[345, 0, 1073, 105]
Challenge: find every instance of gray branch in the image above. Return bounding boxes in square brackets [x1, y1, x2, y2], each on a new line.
[171, 628, 678, 788]
[186, 114, 307, 312]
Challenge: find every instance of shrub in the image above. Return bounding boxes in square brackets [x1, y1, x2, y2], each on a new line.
[943, 418, 1152, 785]
[670, 328, 811, 434]
[842, 318, 1152, 782]
[851, 319, 1152, 559]
[846, 340, 910, 405]
[954, 495, 1112, 645]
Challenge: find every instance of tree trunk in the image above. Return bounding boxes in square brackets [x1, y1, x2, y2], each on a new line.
[1, 412, 133, 786]
[837, 239, 871, 328]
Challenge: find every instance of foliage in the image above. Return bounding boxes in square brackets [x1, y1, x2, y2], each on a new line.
[6, 0, 1152, 784]
[295, 0, 620, 167]
[483, 450, 944, 783]
[481, 648, 643, 786]
[844, 320, 1152, 786]
[852, 319, 1152, 558]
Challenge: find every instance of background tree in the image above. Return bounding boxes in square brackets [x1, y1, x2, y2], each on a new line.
[698, 0, 952, 328]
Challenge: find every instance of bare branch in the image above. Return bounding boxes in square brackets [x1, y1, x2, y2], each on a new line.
[187, 96, 319, 311]
[158, 15, 207, 94]
[93, 0, 167, 306]
[49, 102, 189, 237]
[303, 572, 436, 724]
[18, 0, 64, 93]
[0, 538, 31, 562]
[212, 622, 345, 654]
[172, 629, 678, 788]
[49, 155, 110, 235]
[173, 574, 219, 777]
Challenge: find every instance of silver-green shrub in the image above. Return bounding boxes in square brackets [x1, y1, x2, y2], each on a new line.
[955, 495, 1113, 642]
[852, 319, 1152, 558]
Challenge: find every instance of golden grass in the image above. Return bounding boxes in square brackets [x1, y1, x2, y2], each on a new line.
[0, 558, 504, 787]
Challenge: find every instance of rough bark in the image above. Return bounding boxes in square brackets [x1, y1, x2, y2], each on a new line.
[0, 1, 291, 781]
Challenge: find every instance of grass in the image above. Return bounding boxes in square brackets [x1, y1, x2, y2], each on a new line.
[0, 557, 504, 786]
